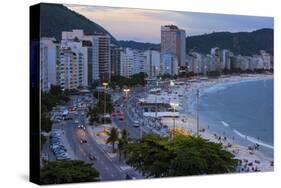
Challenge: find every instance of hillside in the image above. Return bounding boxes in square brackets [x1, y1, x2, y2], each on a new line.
[38, 3, 273, 56]
[118, 40, 160, 51]
[39, 3, 118, 44]
[119, 29, 273, 56]
[186, 28, 273, 56]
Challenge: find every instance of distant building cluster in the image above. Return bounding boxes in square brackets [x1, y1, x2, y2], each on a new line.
[185, 48, 273, 75]
[40, 27, 273, 92]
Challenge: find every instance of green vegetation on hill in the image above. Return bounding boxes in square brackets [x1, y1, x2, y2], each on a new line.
[118, 40, 160, 51]
[186, 28, 273, 56]
[40, 3, 272, 56]
[119, 29, 273, 56]
[40, 3, 118, 44]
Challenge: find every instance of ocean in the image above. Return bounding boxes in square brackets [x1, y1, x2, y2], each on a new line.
[189, 78, 274, 157]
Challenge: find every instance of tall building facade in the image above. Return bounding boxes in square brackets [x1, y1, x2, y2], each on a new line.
[260, 50, 271, 70]
[120, 48, 133, 77]
[97, 34, 111, 82]
[40, 37, 60, 92]
[110, 44, 122, 76]
[59, 39, 88, 90]
[161, 53, 178, 75]
[161, 25, 186, 67]
[61, 29, 111, 84]
[144, 50, 161, 78]
[120, 48, 147, 78]
[40, 43, 49, 92]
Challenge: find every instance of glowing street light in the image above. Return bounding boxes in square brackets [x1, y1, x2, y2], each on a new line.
[102, 82, 108, 124]
[123, 88, 130, 101]
[196, 89, 200, 137]
[170, 102, 179, 140]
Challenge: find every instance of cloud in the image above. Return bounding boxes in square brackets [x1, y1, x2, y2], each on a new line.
[65, 4, 273, 43]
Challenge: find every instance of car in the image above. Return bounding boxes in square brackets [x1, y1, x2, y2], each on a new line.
[88, 154, 96, 161]
[54, 119, 61, 123]
[74, 120, 79, 124]
[78, 124, 86, 130]
[133, 120, 140, 127]
[64, 117, 73, 120]
[80, 139, 87, 144]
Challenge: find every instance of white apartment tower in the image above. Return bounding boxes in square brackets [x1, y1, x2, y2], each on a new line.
[161, 53, 179, 75]
[144, 50, 161, 78]
[59, 39, 88, 90]
[61, 29, 111, 84]
[40, 37, 60, 92]
[260, 50, 271, 70]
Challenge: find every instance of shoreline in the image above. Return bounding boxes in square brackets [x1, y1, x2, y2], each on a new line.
[161, 74, 274, 172]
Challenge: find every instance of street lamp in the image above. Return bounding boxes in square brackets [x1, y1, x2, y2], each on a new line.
[123, 88, 130, 101]
[102, 82, 108, 125]
[196, 89, 200, 137]
[170, 102, 179, 140]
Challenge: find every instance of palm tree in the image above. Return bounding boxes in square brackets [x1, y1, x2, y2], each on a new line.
[106, 127, 119, 152]
[117, 129, 129, 160]
[121, 129, 128, 143]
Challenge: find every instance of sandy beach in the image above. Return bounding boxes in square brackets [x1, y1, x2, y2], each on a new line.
[159, 74, 274, 172]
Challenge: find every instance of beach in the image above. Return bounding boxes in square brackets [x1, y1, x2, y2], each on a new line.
[160, 74, 274, 172]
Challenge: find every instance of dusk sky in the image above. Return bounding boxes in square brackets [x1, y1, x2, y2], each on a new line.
[66, 4, 273, 43]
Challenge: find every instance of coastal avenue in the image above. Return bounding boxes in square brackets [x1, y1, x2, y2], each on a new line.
[62, 103, 125, 180]
[112, 86, 151, 139]
[48, 90, 147, 181]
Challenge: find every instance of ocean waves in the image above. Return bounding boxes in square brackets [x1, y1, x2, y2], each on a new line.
[233, 129, 274, 150]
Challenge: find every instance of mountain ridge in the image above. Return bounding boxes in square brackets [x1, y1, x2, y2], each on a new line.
[39, 3, 273, 56]
[40, 3, 118, 44]
[119, 28, 273, 56]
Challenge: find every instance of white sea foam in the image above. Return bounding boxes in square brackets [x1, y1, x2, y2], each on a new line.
[233, 129, 274, 150]
[202, 85, 227, 95]
[221, 121, 230, 127]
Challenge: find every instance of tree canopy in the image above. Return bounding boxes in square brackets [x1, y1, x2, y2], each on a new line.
[110, 72, 147, 89]
[124, 134, 238, 177]
[40, 160, 99, 184]
[41, 85, 69, 132]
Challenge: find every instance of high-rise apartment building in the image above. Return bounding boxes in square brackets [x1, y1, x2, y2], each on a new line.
[161, 25, 186, 67]
[40, 37, 60, 92]
[144, 50, 161, 78]
[97, 34, 111, 82]
[59, 39, 87, 90]
[260, 50, 272, 70]
[161, 53, 178, 75]
[110, 44, 122, 76]
[61, 29, 111, 84]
